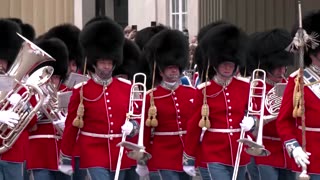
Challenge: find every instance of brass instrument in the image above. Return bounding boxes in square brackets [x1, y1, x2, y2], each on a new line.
[0, 33, 55, 153]
[0, 33, 54, 102]
[184, 42, 198, 86]
[115, 73, 151, 180]
[233, 69, 270, 180]
[264, 82, 287, 123]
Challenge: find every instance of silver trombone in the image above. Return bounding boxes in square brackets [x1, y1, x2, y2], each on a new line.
[114, 73, 151, 180]
[232, 69, 270, 180]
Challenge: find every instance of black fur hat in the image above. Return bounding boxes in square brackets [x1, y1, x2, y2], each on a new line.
[134, 25, 167, 50]
[6, 18, 35, 41]
[144, 29, 189, 84]
[249, 28, 294, 73]
[0, 19, 22, 65]
[113, 39, 141, 80]
[292, 10, 320, 66]
[199, 24, 249, 77]
[43, 24, 83, 69]
[35, 38, 69, 81]
[80, 17, 124, 72]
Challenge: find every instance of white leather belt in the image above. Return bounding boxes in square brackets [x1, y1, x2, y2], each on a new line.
[207, 128, 241, 133]
[81, 131, 122, 138]
[29, 135, 61, 140]
[153, 130, 186, 136]
[263, 136, 280, 141]
[298, 126, 320, 132]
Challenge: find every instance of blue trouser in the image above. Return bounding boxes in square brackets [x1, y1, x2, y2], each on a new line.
[309, 174, 320, 180]
[199, 167, 211, 180]
[149, 171, 161, 180]
[207, 163, 246, 180]
[124, 166, 139, 180]
[158, 170, 192, 180]
[86, 167, 135, 180]
[258, 165, 296, 180]
[246, 157, 260, 180]
[30, 169, 71, 180]
[0, 161, 24, 180]
[72, 157, 87, 180]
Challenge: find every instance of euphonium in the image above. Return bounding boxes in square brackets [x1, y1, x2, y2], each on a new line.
[0, 66, 54, 154]
[0, 33, 54, 102]
[0, 34, 55, 154]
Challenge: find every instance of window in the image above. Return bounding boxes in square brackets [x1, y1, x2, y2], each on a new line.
[170, 0, 187, 31]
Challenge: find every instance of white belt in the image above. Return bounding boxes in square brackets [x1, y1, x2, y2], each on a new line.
[263, 136, 281, 141]
[298, 126, 320, 132]
[80, 131, 122, 138]
[207, 128, 241, 133]
[153, 130, 186, 136]
[29, 135, 61, 140]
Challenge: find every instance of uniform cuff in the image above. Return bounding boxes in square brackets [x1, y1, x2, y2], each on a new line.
[59, 151, 72, 166]
[127, 120, 139, 138]
[183, 152, 195, 166]
[285, 139, 300, 157]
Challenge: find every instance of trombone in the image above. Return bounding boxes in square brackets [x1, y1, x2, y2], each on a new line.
[232, 69, 270, 180]
[114, 73, 151, 180]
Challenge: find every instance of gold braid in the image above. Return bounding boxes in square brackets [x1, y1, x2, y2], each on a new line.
[72, 57, 88, 128]
[146, 61, 158, 127]
[199, 60, 211, 129]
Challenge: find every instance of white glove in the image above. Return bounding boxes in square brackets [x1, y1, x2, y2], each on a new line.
[240, 116, 255, 132]
[292, 147, 311, 168]
[53, 112, 67, 131]
[121, 121, 134, 136]
[135, 164, 149, 177]
[58, 164, 73, 176]
[43, 95, 50, 106]
[8, 93, 22, 106]
[183, 165, 196, 176]
[0, 110, 20, 128]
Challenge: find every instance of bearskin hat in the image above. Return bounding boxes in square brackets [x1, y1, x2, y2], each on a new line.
[113, 39, 141, 80]
[199, 23, 248, 77]
[134, 25, 167, 50]
[80, 16, 124, 72]
[196, 21, 229, 82]
[144, 29, 189, 84]
[42, 24, 83, 69]
[0, 19, 22, 65]
[292, 10, 320, 66]
[248, 28, 294, 73]
[34, 38, 69, 81]
[6, 18, 35, 41]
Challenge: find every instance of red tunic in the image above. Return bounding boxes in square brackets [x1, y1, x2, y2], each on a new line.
[255, 80, 292, 169]
[27, 84, 68, 170]
[60, 78, 137, 170]
[144, 85, 196, 171]
[184, 77, 251, 166]
[277, 72, 320, 174]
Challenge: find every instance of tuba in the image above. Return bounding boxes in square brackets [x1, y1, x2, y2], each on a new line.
[0, 33, 54, 102]
[0, 33, 55, 153]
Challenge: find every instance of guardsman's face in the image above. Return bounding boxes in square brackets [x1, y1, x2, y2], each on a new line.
[217, 61, 235, 78]
[51, 74, 61, 89]
[160, 65, 180, 82]
[269, 66, 286, 79]
[68, 60, 78, 74]
[95, 59, 113, 80]
[0, 59, 8, 74]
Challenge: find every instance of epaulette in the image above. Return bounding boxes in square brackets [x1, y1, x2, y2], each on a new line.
[197, 81, 211, 90]
[234, 76, 250, 83]
[182, 84, 196, 89]
[117, 77, 132, 85]
[290, 69, 299, 78]
[147, 88, 157, 95]
[74, 81, 88, 89]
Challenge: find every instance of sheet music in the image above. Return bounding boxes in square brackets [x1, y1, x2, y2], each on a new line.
[57, 91, 72, 108]
[65, 73, 90, 88]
